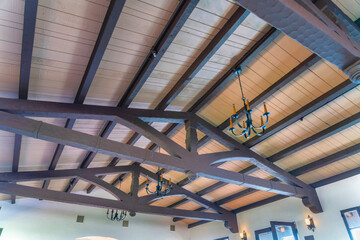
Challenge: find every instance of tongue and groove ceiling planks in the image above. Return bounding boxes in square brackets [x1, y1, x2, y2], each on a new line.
[0, 0, 359, 228]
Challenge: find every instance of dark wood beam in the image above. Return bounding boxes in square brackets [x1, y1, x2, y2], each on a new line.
[196, 53, 321, 148]
[188, 27, 280, 113]
[130, 167, 140, 197]
[119, 0, 199, 107]
[139, 28, 281, 190]
[245, 79, 357, 147]
[19, 0, 38, 100]
[232, 0, 360, 80]
[0, 166, 134, 182]
[85, 7, 264, 194]
[67, 0, 200, 192]
[148, 54, 321, 207]
[146, 81, 359, 212]
[187, 165, 360, 228]
[188, 220, 211, 228]
[289, 143, 360, 177]
[231, 166, 360, 215]
[0, 111, 310, 199]
[311, 166, 360, 188]
[43, 0, 125, 190]
[315, 0, 360, 44]
[155, 7, 250, 109]
[268, 112, 360, 162]
[11, 134, 22, 204]
[75, 0, 125, 104]
[14, 0, 38, 204]
[180, 142, 360, 223]
[0, 183, 226, 222]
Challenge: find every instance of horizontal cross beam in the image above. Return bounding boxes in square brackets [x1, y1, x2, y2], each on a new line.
[0, 111, 309, 199]
[0, 182, 225, 221]
[0, 98, 191, 123]
[0, 166, 134, 182]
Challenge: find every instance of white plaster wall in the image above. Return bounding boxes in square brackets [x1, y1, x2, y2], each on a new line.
[190, 174, 360, 240]
[0, 189, 190, 240]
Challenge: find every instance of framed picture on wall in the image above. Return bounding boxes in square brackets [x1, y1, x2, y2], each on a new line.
[341, 206, 360, 240]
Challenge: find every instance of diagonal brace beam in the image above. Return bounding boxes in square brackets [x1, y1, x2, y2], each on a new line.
[0, 111, 309, 200]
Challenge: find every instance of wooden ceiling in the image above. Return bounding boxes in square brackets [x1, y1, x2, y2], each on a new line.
[0, 0, 359, 228]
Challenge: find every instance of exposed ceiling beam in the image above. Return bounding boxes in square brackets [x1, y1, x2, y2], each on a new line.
[0, 111, 312, 199]
[13, 0, 38, 204]
[245, 79, 357, 147]
[195, 116, 312, 190]
[196, 53, 321, 147]
[155, 6, 250, 110]
[170, 166, 257, 211]
[316, 0, 360, 44]
[231, 166, 360, 215]
[142, 50, 321, 204]
[179, 142, 360, 223]
[289, 143, 360, 177]
[232, 0, 360, 84]
[0, 183, 226, 222]
[65, 0, 200, 193]
[84, 7, 269, 194]
[75, 0, 125, 104]
[42, 0, 125, 190]
[139, 167, 234, 218]
[19, 0, 38, 100]
[133, 28, 281, 191]
[172, 86, 360, 195]
[0, 165, 134, 182]
[118, 0, 199, 107]
[268, 112, 360, 162]
[188, 27, 280, 113]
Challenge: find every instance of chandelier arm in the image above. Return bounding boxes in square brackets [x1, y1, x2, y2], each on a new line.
[234, 117, 247, 130]
[230, 128, 246, 137]
[251, 127, 265, 136]
[244, 125, 251, 139]
[253, 114, 269, 130]
[146, 187, 156, 195]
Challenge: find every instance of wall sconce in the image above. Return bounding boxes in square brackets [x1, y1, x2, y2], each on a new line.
[240, 230, 247, 240]
[305, 215, 316, 232]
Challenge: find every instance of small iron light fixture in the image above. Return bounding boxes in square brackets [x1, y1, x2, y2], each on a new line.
[145, 166, 172, 197]
[106, 179, 127, 222]
[240, 230, 247, 240]
[229, 68, 270, 138]
[305, 215, 315, 231]
[107, 209, 127, 221]
[145, 149, 172, 197]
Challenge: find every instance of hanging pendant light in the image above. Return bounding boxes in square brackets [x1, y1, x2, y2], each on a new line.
[106, 179, 127, 221]
[106, 209, 127, 221]
[145, 148, 172, 197]
[229, 68, 270, 138]
[145, 168, 172, 197]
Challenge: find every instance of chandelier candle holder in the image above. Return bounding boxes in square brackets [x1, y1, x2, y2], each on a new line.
[106, 209, 127, 221]
[145, 170, 172, 197]
[229, 68, 270, 138]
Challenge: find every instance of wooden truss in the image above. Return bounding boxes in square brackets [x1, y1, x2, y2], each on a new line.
[0, 98, 324, 233]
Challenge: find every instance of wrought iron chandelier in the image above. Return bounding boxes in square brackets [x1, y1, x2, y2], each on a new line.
[229, 68, 270, 138]
[106, 209, 127, 221]
[106, 179, 127, 221]
[145, 168, 172, 197]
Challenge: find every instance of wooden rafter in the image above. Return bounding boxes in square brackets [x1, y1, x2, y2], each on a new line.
[43, 0, 125, 190]
[13, 0, 38, 204]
